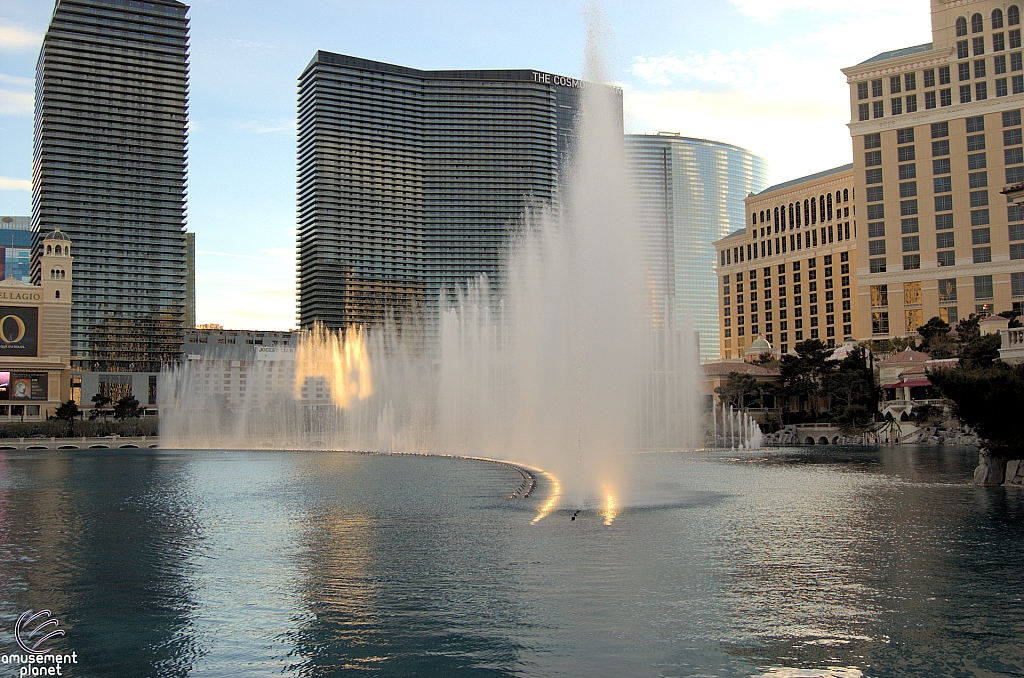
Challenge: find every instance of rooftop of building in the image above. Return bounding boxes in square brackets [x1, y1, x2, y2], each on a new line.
[303, 51, 600, 90]
[624, 132, 761, 156]
[858, 43, 933, 66]
[877, 347, 932, 365]
[754, 164, 854, 197]
[715, 229, 748, 246]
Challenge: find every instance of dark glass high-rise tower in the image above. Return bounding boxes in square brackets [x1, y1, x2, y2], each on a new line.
[296, 53, 608, 332]
[33, 0, 190, 372]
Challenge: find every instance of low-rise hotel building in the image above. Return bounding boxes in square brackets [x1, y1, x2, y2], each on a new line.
[0, 230, 73, 420]
[843, 0, 1024, 338]
[714, 165, 859, 359]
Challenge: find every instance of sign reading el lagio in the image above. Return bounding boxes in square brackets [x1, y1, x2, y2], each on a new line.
[0, 291, 41, 301]
[0, 306, 38, 357]
[531, 72, 587, 88]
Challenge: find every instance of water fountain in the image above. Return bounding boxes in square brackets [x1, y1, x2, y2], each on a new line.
[160, 9, 704, 509]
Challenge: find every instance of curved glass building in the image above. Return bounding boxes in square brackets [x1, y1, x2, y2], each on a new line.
[626, 133, 769, 362]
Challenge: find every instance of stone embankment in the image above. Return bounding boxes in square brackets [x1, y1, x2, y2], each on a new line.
[0, 436, 157, 450]
[975, 453, 1024, 486]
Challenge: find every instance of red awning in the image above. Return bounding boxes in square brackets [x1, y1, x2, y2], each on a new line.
[891, 378, 931, 388]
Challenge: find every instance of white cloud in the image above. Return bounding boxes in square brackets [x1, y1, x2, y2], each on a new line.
[0, 177, 31, 191]
[0, 24, 42, 52]
[0, 73, 33, 116]
[240, 118, 296, 135]
[626, 4, 931, 183]
[729, 0, 923, 23]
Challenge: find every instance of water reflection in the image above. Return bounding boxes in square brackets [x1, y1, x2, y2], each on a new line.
[0, 447, 1021, 677]
[0, 451, 203, 676]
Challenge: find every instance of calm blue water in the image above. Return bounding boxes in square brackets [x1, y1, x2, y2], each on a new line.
[0, 446, 1022, 677]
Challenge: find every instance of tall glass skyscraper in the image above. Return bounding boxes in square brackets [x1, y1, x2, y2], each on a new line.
[0, 217, 35, 284]
[626, 133, 769, 363]
[33, 0, 190, 372]
[296, 53, 609, 331]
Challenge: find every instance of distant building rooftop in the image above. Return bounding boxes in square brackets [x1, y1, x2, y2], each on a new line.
[858, 43, 933, 66]
[755, 164, 854, 197]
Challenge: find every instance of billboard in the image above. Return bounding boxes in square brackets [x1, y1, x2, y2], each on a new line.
[0, 372, 46, 400]
[0, 306, 37, 357]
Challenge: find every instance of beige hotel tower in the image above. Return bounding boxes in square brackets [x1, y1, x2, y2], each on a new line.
[845, 0, 1024, 339]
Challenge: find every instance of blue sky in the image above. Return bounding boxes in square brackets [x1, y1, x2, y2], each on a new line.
[0, 0, 932, 329]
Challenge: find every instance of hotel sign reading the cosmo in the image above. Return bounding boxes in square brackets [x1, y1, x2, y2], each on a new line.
[531, 71, 586, 88]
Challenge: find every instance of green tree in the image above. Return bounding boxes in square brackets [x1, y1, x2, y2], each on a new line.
[917, 316, 958, 358]
[53, 399, 80, 437]
[715, 372, 762, 409]
[955, 313, 981, 344]
[998, 310, 1022, 328]
[779, 339, 830, 417]
[113, 395, 142, 420]
[959, 332, 1002, 369]
[930, 362, 1024, 459]
[89, 393, 111, 421]
[823, 348, 877, 428]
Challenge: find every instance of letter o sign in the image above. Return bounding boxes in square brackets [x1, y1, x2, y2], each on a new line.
[0, 315, 26, 344]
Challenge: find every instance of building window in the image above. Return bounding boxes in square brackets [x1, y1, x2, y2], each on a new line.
[872, 312, 890, 335]
[866, 186, 884, 202]
[997, 54, 1008, 73]
[958, 41, 970, 60]
[869, 240, 886, 256]
[960, 84, 973, 102]
[858, 104, 870, 121]
[936, 213, 954, 230]
[873, 100, 885, 118]
[906, 94, 918, 112]
[970, 190, 990, 207]
[971, 210, 990, 226]
[865, 151, 882, 167]
[1004, 109, 1022, 126]
[974, 246, 993, 263]
[891, 98, 903, 115]
[890, 75, 902, 94]
[897, 146, 915, 162]
[924, 68, 936, 87]
[902, 235, 920, 252]
[998, 78, 1010, 96]
[938, 250, 956, 267]
[972, 226, 992, 244]
[897, 127, 915, 144]
[868, 222, 886, 238]
[1015, 52, 1024, 71]
[905, 72, 916, 91]
[1012, 5, 1022, 26]
[1006, 128, 1023, 146]
[858, 82, 869, 100]
[959, 62, 972, 80]
[941, 88, 953, 106]
[900, 199, 918, 216]
[937, 232, 956, 249]
[932, 121, 949, 138]
[870, 258, 887, 274]
[996, 33, 1007, 52]
[940, 66, 951, 84]
[932, 139, 950, 156]
[866, 168, 883, 184]
[900, 163, 917, 179]
[1011, 243, 1024, 259]
[995, 8, 1005, 29]
[902, 217, 919, 233]
[1014, 29, 1023, 49]
[974, 37, 986, 56]
[1011, 224, 1024, 240]
[867, 204, 885, 220]
[1007, 147, 1024, 165]
[900, 182, 917, 198]
[973, 12, 984, 32]
[975, 275, 994, 299]
[934, 176, 952, 192]
[1014, 75, 1024, 93]
[935, 195, 953, 212]
[871, 79, 883, 97]
[968, 153, 987, 169]
[976, 81, 988, 100]
[925, 91, 937, 108]
[1013, 272, 1024, 298]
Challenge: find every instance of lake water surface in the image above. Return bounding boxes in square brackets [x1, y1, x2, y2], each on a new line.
[1, 446, 1022, 677]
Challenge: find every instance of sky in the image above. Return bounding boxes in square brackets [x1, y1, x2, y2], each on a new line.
[0, 0, 933, 330]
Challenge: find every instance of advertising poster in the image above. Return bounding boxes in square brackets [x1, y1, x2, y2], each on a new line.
[0, 306, 37, 357]
[8, 373, 46, 400]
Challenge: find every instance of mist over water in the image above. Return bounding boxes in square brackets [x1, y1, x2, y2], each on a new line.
[161, 11, 703, 508]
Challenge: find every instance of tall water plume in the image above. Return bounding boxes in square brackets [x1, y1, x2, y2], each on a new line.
[160, 7, 702, 508]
